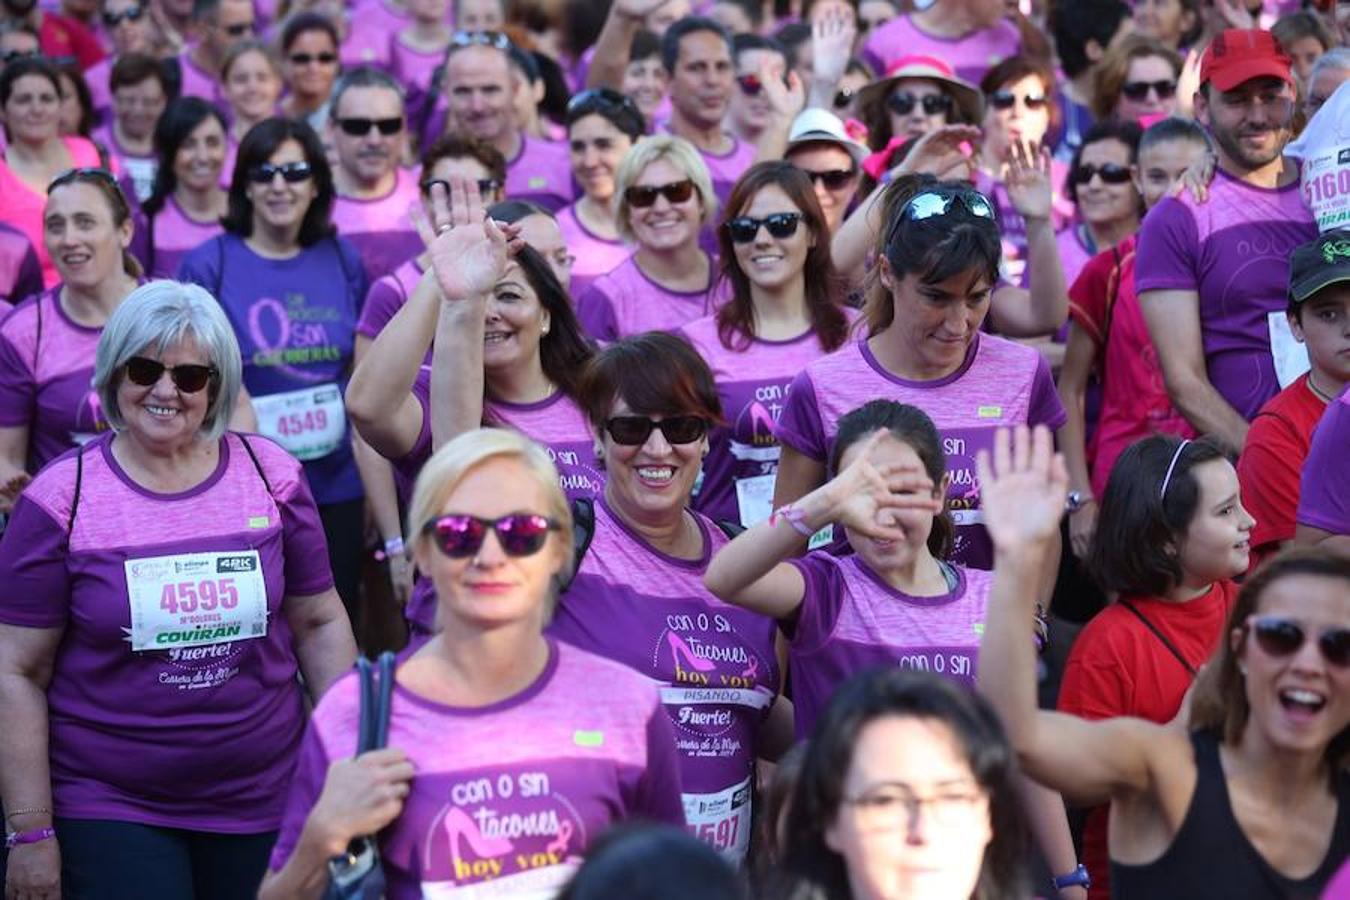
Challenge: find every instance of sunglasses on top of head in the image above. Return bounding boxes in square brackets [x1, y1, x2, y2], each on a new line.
[1248, 616, 1350, 668]
[988, 89, 1047, 111]
[101, 4, 144, 25]
[248, 161, 313, 184]
[725, 211, 802, 243]
[422, 513, 560, 558]
[1120, 79, 1177, 102]
[124, 357, 218, 393]
[624, 179, 696, 208]
[1072, 162, 1132, 185]
[887, 92, 952, 117]
[336, 117, 403, 136]
[604, 415, 707, 446]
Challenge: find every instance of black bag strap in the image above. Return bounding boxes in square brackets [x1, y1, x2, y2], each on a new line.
[565, 497, 597, 592]
[67, 442, 85, 534]
[1120, 599, 1198, 678]
[355, 652, 396, 755]
[234, 433, 275, 499]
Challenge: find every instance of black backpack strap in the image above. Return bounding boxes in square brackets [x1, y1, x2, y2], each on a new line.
[234, 433, 275, 499]
[373, 651, 395, 749]
[1120, 599, 1198, 678]
[563, 497, 596, 592]
[66, 443, 85, 534]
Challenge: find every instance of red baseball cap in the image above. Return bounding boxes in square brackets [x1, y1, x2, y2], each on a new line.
[1199, 29, 1294, 92]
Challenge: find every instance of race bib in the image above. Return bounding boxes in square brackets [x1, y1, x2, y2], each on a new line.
[683, 776, 753, 861]
[124, 551, 268, 652]
[252, 383, 346, 460]
[734, 473, 775, 528]
[1268, 311, 1311, 389]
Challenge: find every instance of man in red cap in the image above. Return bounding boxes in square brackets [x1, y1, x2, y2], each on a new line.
[1134, 28, 1318, 452]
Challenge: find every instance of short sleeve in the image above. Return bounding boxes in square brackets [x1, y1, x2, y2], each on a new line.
[1297, 398, 1350, 535]
[1057, 630, 1132, 722]
[1026, 355, 1066, 429]
[627, 704, 687, 827]
[12, 244, 42, 305]
[575, 284, 618, 343]
[1133, 199, 1200, 294]
[1237, 412, 1303, 549]
[0, 494, 72, 628]
[356, 276, 407, 341]
[773, 369, 827, 462]
[267, 721, 332, 871]
[176, 235, 223, 293]
[0, 327, 35, 428]
[785, 552, 847, 654]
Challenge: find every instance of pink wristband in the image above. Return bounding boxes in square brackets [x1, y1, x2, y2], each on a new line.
[770, 503, 815, 537]
[5, 827, 55, 849]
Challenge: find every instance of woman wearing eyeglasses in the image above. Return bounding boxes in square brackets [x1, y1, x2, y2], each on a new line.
[774, 176, 1066, 571]
[0, 169, 140, 513]
[574, 135, 730, 342]
[1091, 36, 1183, 126]
[545, 332, 784, 866]
[260, 428, 684, 899]
[84, 0, 165, 119]
[978, 426, 1350, 900]
[1059, 120, 1144, 289]
[853, 55, 983, 169]
[558, 88, 645, 297]
[178, 116, 370, 623]
[278, 13, 341, 131]
[678, 161, 852, 531]
[0, 57, 109, 288]
[222, 41, 283, 146]
[0, 281, 356, 900]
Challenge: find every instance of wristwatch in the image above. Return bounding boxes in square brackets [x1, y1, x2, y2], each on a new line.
[1065, 491, 1094, 514]
[1052, 864, 1091, 891]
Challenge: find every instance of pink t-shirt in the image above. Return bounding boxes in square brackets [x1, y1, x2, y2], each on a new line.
[388, 33, 445, 95]
[332, 167, 424, 281]
[356, 256, 424, 342]
[0, 288, 108, 471]
[269, 639, 685, 898]
[862, 15, 1021, 85]
[555, 203, 632, 298]
[0, 432, 333, 830]
[504, 135, 577, 213]
[680, 312, 857, 528]
[134, 195, 226, 279]
[0, 136, 105, 287]
[774, 334, 1066, 568]
[786, 553, 992, 738]
[548, 498, 779, 862]
[575, 254, 730, 342]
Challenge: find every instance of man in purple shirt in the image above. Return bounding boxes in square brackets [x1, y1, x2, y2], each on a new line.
[178, 0, 254, 108]
[1136, 29, 1318, 451]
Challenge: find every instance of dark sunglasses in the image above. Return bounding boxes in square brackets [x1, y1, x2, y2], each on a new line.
[604, 415, 707, 446]
[1249, 616, 1350, 668]
[421, 513, 559, 558]
[248, 161, 313, 184]
[624, 179, 696, 208]
[800, 168, 857, 190]
[222, 21, 253, 36]
[337, 116, 403, 136]
[0, 49, 38, 63]
[124, 356, 217, 393]
[1120, 79, 1177, 102]
[47, 166, 120, 195]
[420, 177, 500, 199]
[832, 87, 856, 110]
[1072, 162, 1132, 185]
[989, 89, 1047, 111]
[725, 212, 802, 243]
[101, 4, 144, 25]
[289, 51, 337, 65]
[887, 92, 952, 117]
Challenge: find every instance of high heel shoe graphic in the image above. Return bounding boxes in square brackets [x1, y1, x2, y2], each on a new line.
[667, 632, 716, 672]
[443, 805, 513, 870]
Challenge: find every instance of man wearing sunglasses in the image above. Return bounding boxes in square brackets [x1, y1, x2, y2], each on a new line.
[728, 33, 788, 149]
[1136, 28, 1318, 452]
[327, 67, 422, 281]
[178, 0, 252, 108]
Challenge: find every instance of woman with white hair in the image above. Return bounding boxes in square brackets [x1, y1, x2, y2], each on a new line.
[0, 281, 356, 900]
[574, 134, 731, 342]
[261, 428, 684, 899]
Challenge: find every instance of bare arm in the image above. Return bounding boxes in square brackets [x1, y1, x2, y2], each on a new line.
[771, 444, 826, 510]
[1138, 288, 1249, 450]
[584, 0, 666, 90]
[429, 295, 488, 453]
[752, 70, 805, 165]
[229, 386, 258, 432]
[0, 424, 31, 514]
[1020, 776, 1088, 900]
[0, 623, 64, 900]
[804, 2, 854, 110]
[285, 590, 358, 702]
[987, 143, 1069, 337]
[1057, 323, 1098, 559]
[1295, 524, 1350, 557]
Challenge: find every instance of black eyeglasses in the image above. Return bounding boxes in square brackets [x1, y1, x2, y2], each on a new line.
[1120, 79, 1177, 102]
[222, 21, 253, 36]
[799, 168, 857, 191]
[725, 212, 802, 243]
[0, 49, 38, 63]
[1072, 162, 1132, 185]
[47, 166, 120, 195]
[421, 513, 560, 558]
[248, 161, 313, 184]
[567, 87, 640, 117]
[451, 30, 512, 50]
[832, 87, 856, 110]
[101, 4, 143, 26]
[604, 415, 707, 446]
[989, 89, 1047, 111]
[1248, 616, 1350, 668]
[289, 51, 337, 65]
[887, 92, 952, 117]
[124, 357, 218, 393]
[624, 179, 696, 208]
[336, 116, 403, 136]
[420, 177, 500, 199]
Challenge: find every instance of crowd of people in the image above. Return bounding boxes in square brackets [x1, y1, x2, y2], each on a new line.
[0, 0, 1347, 896]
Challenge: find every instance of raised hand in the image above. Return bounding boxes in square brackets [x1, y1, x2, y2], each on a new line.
[1169, 148, 1217, 204]
[1212, 0, 1256, 30]
[810, 2, 856, 92]
[822, 432, 943, 540]
[1005, 139, 1052, 222]
[612, 0, 671, 22]
[893, 124, 982, 181]
[975, 425, 1068, 555]
[761, 66, 806, 125]
[422, 175, 522, 302]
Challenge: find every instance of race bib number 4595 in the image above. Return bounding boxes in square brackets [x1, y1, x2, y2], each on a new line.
[124, 551, 269, 651]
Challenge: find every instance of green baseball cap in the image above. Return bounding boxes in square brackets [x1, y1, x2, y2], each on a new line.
[1289, 229, 1350, 304]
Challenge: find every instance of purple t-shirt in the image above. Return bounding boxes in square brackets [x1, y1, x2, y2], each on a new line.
[0, 432, 333, 830]
[786, 553, 993, 738]
[1297, 385, 1350, 536]
[861, 15, 1021, 84]
[575, 255, 731, 342]
[178, 233, 367, 505]
[134, 195, 226, 279]
[556, 203, 632, 298]
[332, 168, 424, 283]
[0, 221, 42, 305]
[1134, 168, 1318, 421]
[340, 0, 406, 69]
[548, 498, 779, 862]
[176, 52, 227, 112]
[85, 55, 112, 120]
[505, 135, 577, 213]
[388, 34, 443, 95]
[93, 123, 157, 203]
[269, 639, 684, 898]
[680, 313, 856, 528]
[774, 334, 1066, 568]
[356, 256, 424, 342]
[0, 289, 108, 471]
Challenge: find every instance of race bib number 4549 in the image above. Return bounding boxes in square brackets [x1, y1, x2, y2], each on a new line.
[124, 551, 269, 651]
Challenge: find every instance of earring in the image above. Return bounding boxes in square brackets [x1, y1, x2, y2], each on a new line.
[541, 324, 550, 335]
[1238, 663, 1247, 676]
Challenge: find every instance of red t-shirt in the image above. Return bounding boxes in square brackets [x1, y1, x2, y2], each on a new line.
[1237, 374, 1327, 568]
[1057, 581, 1239, 900]
[38, 12, 106, 70]
[1068, 237, 1195, 497]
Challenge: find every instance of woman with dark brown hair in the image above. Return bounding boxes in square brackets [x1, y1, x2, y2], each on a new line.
[679, 161, 852, 530]
[1091, 35, 1184, 125]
